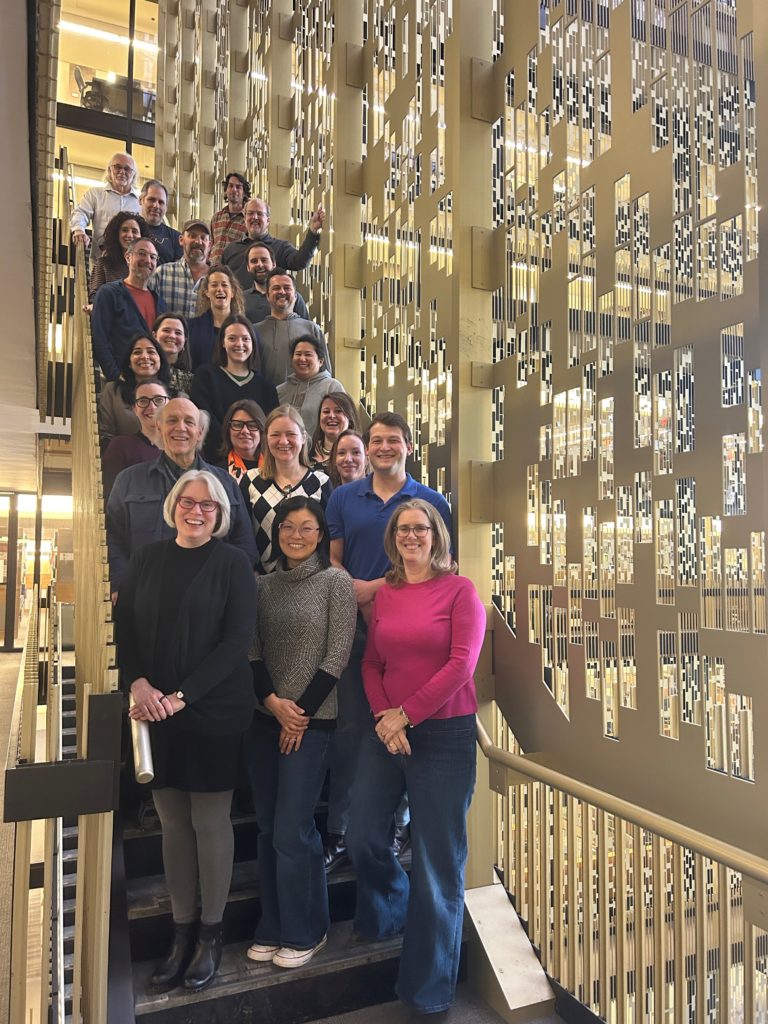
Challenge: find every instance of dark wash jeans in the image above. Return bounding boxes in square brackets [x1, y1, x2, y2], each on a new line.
[247, 711, 333, 950]
[347, 714, 476, 1012]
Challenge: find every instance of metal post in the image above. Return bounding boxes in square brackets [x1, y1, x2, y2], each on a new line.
[3, 493, 19, 652]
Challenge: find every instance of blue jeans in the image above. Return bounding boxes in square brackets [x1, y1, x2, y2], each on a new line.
[347, 715, 476, 1012]
[327, 624, 410, 835]
[247, 712, 333, 949]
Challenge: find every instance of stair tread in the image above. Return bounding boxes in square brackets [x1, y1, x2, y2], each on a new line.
[134, 920, 403, 1015]
[128, 858, 364, 919]
[307, 983, 558, 1024]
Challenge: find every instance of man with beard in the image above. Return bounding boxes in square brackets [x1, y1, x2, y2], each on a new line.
[138, 179, 182, 264]
[222, 197, 325, 290]
[253, 270, 330, 387]
[91, 239, 164, 380]
[150, 219, 212, 318]
[243, 242, 309, 324]
[71, 151, 140, 266]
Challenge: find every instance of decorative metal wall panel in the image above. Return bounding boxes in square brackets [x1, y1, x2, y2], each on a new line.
[157, 0, 768, 996]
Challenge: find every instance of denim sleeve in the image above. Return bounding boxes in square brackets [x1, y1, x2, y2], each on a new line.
[90, 289, 121, 380]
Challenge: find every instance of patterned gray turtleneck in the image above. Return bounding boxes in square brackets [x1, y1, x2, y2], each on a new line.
[252, 553, 357, 722]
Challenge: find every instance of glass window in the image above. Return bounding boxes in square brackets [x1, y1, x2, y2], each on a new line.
[57, 0, 132, 118]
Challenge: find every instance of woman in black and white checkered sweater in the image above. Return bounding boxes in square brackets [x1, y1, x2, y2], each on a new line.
[243, 404, 333, 573]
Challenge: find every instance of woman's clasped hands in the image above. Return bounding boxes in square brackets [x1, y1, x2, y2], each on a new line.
[129, 677, 186, 721]
[264, 693, 309, 755]
[374, 708, 412, 756]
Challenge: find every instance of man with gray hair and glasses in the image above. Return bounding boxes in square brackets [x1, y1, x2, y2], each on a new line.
[71, 152, 140, 264]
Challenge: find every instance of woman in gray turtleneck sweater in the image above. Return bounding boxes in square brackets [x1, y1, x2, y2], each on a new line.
[246, 495, 356, 970]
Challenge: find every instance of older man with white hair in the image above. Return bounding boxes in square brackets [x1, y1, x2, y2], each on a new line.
[106, 397, 257, 592]
[71, 152, 140, 263]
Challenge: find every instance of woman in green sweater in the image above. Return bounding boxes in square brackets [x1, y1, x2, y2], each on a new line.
[246, 496, 357, 969]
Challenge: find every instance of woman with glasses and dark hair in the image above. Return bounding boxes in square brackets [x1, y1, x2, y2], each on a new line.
[88, 210, 149, 301]
[154, 313, 194, 394]
[190, 315, 278, 462]
[98, 332, 172, 448]
[309, 392, 359, 472]
[347, 498, 486, 1015]
[101, 379, 171, 499]
[217, 399, 265, 483]
[116, 469, 256, 994]
[246, 496, 356, 970]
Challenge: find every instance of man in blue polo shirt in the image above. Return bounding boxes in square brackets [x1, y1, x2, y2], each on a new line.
[323, 412, 452, 872]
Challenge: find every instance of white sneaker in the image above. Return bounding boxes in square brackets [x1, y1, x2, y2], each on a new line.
[246, 941, 279, 962]
[272, 934, 327, 969]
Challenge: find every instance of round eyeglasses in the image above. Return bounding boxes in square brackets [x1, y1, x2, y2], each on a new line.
[278, 523, 320, 537]
[177, 497, 219, 513]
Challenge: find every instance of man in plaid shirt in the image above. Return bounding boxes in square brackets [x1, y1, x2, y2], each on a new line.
[150, 219, 212, 318]
[209, 172, 250, 264]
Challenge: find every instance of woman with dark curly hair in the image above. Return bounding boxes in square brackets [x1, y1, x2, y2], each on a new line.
[188, 265, 245, 368]
[154, 313, 194, 394]
[89, 211, 149, 301]
[97, 332, 172, 447]
[309, 392, 359, 472]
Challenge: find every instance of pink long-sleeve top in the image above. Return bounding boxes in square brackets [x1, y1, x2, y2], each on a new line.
[361, 574, 486, 726]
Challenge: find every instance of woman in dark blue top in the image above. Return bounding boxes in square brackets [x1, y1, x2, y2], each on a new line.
[190, 315, 278, 462]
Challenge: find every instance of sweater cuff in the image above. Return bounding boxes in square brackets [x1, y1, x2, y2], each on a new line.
[297, 669, 337, 716]
[251, 660, 276, 702]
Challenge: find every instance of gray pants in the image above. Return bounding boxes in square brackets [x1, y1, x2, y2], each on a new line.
[152, 788, 234, 926]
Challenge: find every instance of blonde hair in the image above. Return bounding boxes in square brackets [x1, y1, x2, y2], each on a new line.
[162, 469, 231, 538]
[260, 405, 311, 480]
[383, 499, 456, 587]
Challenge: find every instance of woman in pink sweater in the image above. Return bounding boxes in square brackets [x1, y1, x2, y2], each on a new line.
[347, 499, 486, 1014]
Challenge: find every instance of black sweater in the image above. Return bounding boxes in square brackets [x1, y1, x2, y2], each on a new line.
[115, 538, 257, 734]
[190, 363, 278, 463]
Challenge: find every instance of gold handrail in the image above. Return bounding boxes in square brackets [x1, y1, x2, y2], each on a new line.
[475, 716, 768, 888]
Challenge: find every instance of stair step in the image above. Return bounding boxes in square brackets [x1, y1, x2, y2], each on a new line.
[123, 807, 264, 878]
[128, 859, 366, 961]
[308, 982, 544, 1024]
[134, 921, 404, 1022]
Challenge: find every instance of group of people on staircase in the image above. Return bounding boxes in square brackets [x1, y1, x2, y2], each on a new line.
[76, 156, 486, 1014]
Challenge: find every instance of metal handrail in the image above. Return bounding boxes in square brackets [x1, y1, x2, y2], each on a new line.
[475, 716, 768, 888]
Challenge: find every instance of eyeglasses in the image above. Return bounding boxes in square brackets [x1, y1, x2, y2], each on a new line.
[230, 420, 261, 433]
[278, 523, 320, 537]
[395, 524, 432, 537]
[177, 497, 219, 513]
[135, 396, 168, 409]
[111, 163, 134, 173]
[130, 249, 159, 261]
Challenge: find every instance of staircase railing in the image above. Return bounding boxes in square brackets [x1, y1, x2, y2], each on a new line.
[477, 708, 768, 1022]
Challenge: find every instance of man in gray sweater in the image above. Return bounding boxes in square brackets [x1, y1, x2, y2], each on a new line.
[253, 270, 331, 388]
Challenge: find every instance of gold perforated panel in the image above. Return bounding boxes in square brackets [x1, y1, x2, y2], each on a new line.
[157, 0, 768, 860]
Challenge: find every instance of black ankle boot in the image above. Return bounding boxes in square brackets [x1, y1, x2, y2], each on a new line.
[323, 833, 348, 873]
[183, 922, 223, 992]
[150, 922, 197, 993]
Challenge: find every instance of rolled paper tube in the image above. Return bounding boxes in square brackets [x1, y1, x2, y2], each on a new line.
[129, 697, 155, 784]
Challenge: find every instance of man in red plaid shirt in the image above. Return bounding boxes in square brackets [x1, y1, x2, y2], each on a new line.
[209, 172, 250, 264]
